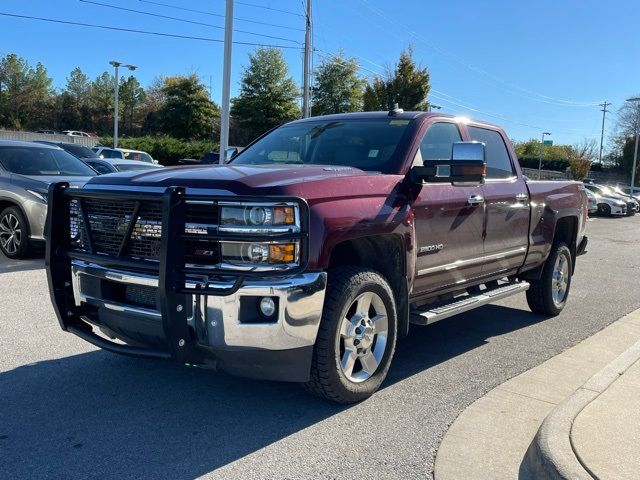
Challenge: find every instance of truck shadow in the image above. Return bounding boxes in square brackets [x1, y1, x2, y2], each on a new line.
[0, 304, 544, 479]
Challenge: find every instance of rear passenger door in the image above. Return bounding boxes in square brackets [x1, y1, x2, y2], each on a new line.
[411, 121, 486, 295]
[469, 126, 529, 277]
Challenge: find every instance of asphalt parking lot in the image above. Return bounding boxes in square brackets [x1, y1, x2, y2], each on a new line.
[1, 215, 639, 480]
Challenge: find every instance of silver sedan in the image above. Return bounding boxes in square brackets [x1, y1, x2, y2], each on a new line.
[0, 141, 95, 259]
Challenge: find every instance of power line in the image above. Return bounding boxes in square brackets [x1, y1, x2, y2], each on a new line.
[80, 0, 301, 44]
[0, 12, 302, 49]
[137, 0, 304, 31]
[220, 0, 304, 17]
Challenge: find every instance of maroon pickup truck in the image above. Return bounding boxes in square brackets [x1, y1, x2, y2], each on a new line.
[46, 109, 588, 403]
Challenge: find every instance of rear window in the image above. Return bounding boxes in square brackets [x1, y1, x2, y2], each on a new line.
[63, 144, 98, 158]
[101, 149, 124, 159]
[0, 147, 96, 176]
[231, 118, 414, 173]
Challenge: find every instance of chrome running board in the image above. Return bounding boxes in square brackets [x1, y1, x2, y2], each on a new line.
[410, 281, 530, 326]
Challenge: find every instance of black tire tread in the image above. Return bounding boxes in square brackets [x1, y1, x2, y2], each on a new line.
[526, 242, 572, 316]
[303, 266, 396, 404]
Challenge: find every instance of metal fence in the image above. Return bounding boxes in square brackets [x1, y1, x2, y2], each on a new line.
[522, 167, 571, 181]
[0, 130, 99, 147]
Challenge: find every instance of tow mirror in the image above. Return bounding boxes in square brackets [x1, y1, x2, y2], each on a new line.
[411, 141, 486, 185]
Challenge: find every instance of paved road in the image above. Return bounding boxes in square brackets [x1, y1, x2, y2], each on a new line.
[1, 215, 639, 480]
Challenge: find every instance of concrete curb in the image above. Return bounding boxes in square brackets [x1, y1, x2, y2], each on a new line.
[521, 338, 640, 479]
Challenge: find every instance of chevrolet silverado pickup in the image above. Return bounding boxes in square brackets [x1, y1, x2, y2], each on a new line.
[46, 110, 588, 403]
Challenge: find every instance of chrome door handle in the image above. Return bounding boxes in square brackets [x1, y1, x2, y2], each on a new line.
[515, 193, 528, 202]
[467, 195, 484, 205]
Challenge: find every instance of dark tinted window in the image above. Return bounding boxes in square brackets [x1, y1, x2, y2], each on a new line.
[468, 126, 514, 179]
[0, 147, 96, 176]
[101, 149, 124, 159]
[62, 144, 98, 158]
[416, 122, 462, 163]
[87, 161, 113, 174]
[231, 119, 413, 173]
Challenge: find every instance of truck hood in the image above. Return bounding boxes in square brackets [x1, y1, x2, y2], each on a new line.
[86, 164, 403, 201]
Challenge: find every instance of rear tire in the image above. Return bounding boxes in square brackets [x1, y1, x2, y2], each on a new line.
[526, 242, 572, 316]
[0, 206, 31, 259]
[303, 266, 397, 404]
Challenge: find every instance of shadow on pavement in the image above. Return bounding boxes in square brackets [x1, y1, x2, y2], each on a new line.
[0, 252, 45, 274]
[0, 304, 545, 479]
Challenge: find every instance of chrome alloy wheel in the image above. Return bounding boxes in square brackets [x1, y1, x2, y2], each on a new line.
[551, 252, 569, 307]
[337, 291, 388, 383]
[0, 213, 21, 255]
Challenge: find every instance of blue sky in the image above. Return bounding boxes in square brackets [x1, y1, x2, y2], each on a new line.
[1, 0, 638, 147]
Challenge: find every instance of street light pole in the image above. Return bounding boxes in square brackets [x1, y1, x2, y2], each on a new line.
[109, 61, 136, 149]
[219, 0, 234, 164]
[626, 97, 640, 198]
[538, 132, 551, 179]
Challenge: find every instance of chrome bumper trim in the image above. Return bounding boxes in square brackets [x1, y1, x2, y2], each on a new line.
[70, 260, 327, 351]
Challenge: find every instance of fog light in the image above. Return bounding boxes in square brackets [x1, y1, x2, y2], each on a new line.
[259, 297, 276, 317]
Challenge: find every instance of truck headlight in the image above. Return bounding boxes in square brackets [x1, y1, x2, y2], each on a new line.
[220, 241, 299, 268]
[220, 203, 299, 232]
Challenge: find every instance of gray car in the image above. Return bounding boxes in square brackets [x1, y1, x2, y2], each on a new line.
[0, 141, 95, 259]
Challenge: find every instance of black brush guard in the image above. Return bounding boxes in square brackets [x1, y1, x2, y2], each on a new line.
[45, 182, 309, 365]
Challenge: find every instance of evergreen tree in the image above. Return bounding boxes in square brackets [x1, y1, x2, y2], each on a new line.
[312, 52, 365, 116]
[231, 47, 300, 141]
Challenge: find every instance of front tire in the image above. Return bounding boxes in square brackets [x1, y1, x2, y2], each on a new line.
[598, 203, 611, 216]
[0, 206, 31, 259]
[526, 242, 572, 316]
[304, 266, 398, 404]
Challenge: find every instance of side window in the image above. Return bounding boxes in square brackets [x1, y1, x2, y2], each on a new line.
[468, 126, 514, 179]
[414, 122, 462, 165]
[91, 163, 112, 175]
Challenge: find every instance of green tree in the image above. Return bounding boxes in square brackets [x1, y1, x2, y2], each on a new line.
[89, 72, 115, 135]
[119, 75, 145, 136]
[63, 67, 92, 129]
[363, 46, 430, 111]
[0, 54, 53, 129]
[157, 74, 218, 140]
[231, 47, 299, 141]
[311, 52, 365, 116]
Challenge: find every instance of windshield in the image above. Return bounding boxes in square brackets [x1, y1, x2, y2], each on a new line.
[0, 146, 96, 176]
[115, 163, 160, 172]
[230, 119, 413, 173]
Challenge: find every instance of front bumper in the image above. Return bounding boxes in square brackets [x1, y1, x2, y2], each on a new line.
[70, 261, 326, 381]
[45, 183, 324, 382]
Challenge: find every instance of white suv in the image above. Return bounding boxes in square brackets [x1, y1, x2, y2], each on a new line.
[92, 147, 125, 159]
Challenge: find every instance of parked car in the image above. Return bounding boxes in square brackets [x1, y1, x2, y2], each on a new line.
[45, 111, 588, 403]
[117, 148, 158, 164]
[179, 147, 241, 166]
[584, 188, 598, 214]
[609, 185, 640, 202]
[585, 189, 626, 216]
[584, 183, 637, 216]
[92, 147, 125, 160]
[83, 158, 163, 175]
[62, 130, 91, 138]
[34, 141, 99, 160]
[0, 141, 95, 258]
[615, 185, 640, 200]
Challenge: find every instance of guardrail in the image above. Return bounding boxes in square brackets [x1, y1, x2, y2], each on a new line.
[0, 130, 98, 147]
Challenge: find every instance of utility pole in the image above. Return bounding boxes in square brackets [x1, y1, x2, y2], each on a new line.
[538, 131, 551, 179]
[219, 0, 234, 164]
[598, 101, 611, 165]
[302, 0, 312, 118]
[626, 97, 640, 198]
